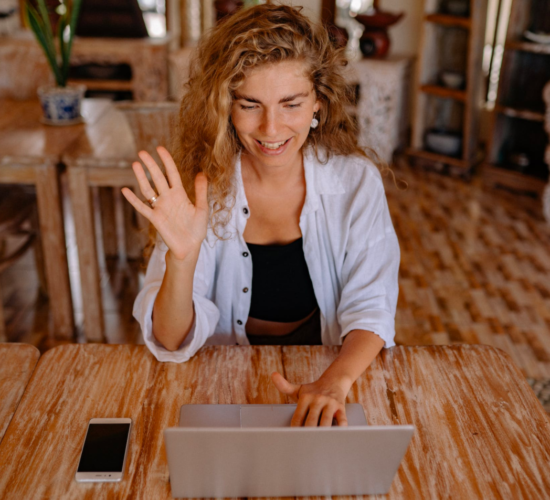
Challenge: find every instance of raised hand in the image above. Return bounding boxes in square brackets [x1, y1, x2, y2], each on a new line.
[121, 146, 209, 261]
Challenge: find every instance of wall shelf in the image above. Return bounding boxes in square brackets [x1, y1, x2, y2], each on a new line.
[484, 0, 550, 194]
[420, 84, 467, 102]
[505, 40, 550, 55]
[494, 105, 545, 122]
[408, 0, 488, 173]
[482, 164, 547, 196]
[425, 14, 471, 29]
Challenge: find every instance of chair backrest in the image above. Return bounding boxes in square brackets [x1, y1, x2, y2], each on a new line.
[115, 101, 180, 158]
[168, 47, 194, 101]
[0, 39, 53, 99]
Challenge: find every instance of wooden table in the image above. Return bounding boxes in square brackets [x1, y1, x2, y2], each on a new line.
[63, 105, 141, 342]
[0, 99, 111, 339]
[0, 344, 548, 499]
[0, 343, 40, 443]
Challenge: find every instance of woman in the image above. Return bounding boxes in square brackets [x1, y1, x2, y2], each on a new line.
[122, 4, 400, 427]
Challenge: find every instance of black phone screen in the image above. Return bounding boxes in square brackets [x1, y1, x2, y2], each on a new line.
[77, 423, 131, 472]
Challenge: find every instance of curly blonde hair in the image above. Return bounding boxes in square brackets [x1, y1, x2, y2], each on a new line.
[172, 3, 380, 240]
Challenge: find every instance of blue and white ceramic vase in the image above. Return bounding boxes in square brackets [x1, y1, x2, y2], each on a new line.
[37, 84, 86, 125]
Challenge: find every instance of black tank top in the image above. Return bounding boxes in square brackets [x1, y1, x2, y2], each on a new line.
[246, 238, 318, 322]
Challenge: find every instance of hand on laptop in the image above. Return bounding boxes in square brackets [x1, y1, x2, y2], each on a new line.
[271, 372, 348, 427]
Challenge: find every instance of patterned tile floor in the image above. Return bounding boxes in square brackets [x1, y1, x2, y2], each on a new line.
[2, 157, 550, 411]
[386, 159, 550, 409]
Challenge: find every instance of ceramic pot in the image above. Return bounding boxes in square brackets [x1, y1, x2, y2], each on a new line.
[214, 0, 243, 23]
[440, 70, 465, 89]
[37, 84, 86, 125]
[425, 129, 462, 156]
[359, 29, 390, 58]
[355, 9, 404, 58]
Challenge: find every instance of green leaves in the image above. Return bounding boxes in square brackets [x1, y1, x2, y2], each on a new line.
[24, 0, 83, 87]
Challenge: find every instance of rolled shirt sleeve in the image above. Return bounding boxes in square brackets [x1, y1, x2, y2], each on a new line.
[133, 237, 220, 362]
[336, 176, 400, 348]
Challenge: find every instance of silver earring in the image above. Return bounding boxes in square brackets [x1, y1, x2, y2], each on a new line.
[310, 115, 319, 129]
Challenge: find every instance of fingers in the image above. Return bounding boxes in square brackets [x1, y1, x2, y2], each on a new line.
[291, 396, 347, 427]
[194, 172, 209, 213]
[271, 372, 301, 401]
[334, 407, 348, 427]
[304, 401, 331, 427]
[138, 150, 169, 194]
[290, 399, 310, 427]
[121, 187, 154, 220]
[319, 404, 338, 427]
[157, 146, 182, 189]
[132, 162, 157, 201]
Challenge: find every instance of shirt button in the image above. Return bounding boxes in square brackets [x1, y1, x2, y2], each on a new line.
[243, 207, 249, 215]
[242, 252, 249, 257]
[237, 320, 243, 325]
[243, 287, 249, 293]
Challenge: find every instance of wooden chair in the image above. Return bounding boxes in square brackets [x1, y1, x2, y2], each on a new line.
[0, 42, 52, 99]
[111, 101, 180, 260]
[0, 41, 52, 340]
[0, 187, 44, 341]
[65, 101, 179, 341]
[115, 101, 180, 154]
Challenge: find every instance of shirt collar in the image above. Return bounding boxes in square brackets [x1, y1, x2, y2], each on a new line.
[233, 147, 346, 220]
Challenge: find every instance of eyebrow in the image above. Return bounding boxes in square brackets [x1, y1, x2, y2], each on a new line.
[234, 91, 310, 104]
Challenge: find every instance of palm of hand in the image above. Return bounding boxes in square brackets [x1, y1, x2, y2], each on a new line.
[121, 147, 209, 262]
[149, 185, 208, 260]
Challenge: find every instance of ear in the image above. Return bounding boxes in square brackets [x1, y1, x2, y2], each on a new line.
[313, 100, 321, 113]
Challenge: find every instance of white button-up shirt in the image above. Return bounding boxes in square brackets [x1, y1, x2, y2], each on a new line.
[134, 150, 400, 363]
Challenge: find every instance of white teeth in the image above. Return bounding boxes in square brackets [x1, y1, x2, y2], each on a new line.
[260, 140, 287, 149]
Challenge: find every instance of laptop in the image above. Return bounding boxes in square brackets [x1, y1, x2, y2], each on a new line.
[164, 404, 414, 498]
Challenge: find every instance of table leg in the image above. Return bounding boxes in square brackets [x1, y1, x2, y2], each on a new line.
[124, 189, 148, 260]
[35, 163, 75, 339]
[99, 187, 118, 259]
[67, 168, 105, 342]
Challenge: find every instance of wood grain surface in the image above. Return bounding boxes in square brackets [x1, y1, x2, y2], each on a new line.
[0, 343, 40, 443]
[0, 344, 548, 499]
[0, 99, 111, 163]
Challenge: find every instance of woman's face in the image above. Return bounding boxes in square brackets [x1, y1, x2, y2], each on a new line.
[231, 60, 320, 171]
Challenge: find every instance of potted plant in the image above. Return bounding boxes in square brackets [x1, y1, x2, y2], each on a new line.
[25, 0, 84, 125]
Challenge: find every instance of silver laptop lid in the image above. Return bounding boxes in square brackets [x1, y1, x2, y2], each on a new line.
[165, 404, 414, 498]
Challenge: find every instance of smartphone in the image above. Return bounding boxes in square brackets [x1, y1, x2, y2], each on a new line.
[75, 418, 132, 482]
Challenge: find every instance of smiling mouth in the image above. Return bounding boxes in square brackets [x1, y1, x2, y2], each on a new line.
[256, 138, 291, 150]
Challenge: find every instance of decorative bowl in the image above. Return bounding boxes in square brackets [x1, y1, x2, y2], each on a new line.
[440, 71, 465, 90]
[355, 10, 404, 29]
[523, 30, 550, 44]
[425, 129, 462, 156]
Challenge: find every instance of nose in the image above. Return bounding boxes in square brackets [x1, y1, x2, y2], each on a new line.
[260, 108, 280, 138]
